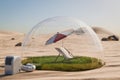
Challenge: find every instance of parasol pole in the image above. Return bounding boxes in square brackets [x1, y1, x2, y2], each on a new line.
[62, 40, 64, 47]
[62, 40, 63, 47]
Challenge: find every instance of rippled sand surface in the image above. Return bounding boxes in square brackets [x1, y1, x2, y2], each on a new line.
[0, 30, 120, 80]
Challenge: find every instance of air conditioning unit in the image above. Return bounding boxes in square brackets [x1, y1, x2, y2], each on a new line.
[5, 56, 21, 75]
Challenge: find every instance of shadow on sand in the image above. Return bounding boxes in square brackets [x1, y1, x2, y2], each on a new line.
[105, 64, 120, 67]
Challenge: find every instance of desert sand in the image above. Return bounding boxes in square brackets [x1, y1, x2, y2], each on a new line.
[0, 27, 120, 80]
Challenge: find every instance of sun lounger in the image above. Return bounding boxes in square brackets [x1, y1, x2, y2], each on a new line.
[55, 47, 73, 61]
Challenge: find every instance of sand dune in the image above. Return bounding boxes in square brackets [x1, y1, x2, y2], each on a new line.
[0, 27, 120, 80]
[92, 27, 114, 35]
[0, 30, 23, 36]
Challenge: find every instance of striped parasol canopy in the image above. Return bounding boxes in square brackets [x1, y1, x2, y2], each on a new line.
[45, 29, 74, 45]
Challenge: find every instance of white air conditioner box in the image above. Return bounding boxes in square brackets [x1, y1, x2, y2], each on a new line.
[5, 56, 21, 75]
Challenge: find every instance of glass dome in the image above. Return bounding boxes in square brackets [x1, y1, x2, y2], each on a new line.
[22, 16, 103, 60]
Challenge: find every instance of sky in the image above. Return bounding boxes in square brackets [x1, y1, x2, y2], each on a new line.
[0, 0, 120, 34]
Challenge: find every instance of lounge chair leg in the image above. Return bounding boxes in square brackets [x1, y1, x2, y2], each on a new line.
[62, 58, 66, 62]
[55, 54, 60, 62]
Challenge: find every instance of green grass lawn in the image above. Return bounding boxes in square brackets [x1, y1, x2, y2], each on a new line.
[22, 56, 104, 71]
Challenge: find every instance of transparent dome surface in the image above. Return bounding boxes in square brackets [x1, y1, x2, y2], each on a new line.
[22, 16, 103, 59]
